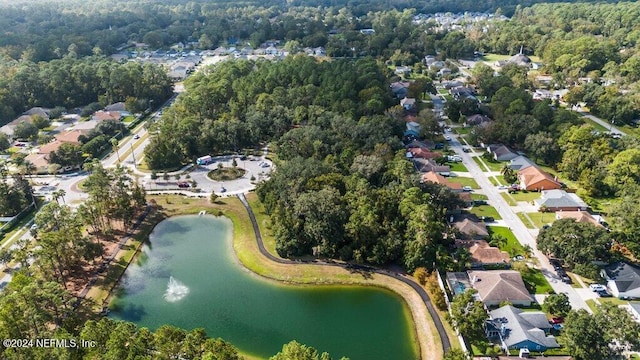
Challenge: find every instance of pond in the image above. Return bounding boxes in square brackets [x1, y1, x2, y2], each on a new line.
[109, 215, 417, 359]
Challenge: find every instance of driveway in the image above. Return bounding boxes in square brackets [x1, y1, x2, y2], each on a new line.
[449, 134, 592, 313]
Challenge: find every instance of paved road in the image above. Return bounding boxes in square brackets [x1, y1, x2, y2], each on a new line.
[236, 193, 452, 354]
[449, 134, 592, 313]
[576, 110, 627, 136]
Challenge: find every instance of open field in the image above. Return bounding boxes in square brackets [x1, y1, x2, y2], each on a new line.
[523, 212, 557, 228]
[509, 191, 542, 202]
[448, 162, 468, 172]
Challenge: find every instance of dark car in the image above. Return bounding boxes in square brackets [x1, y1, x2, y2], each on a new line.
[550, 259, 562, 270]
[177, 181, 189, 188]
[561, 275, 572, 284]
[435, 142, 444, 149]
[473, 200, 488, 206]
[463, 147, 471, 153]
[597, 290, 612, 297]
[479, 216, 494, 222]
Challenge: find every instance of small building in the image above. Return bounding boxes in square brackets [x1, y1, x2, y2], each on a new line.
[534, 190, 588, 212]
[24, 153, 50, 174]
[456, 240, 510, 267]
[390, 81, 410, 99]
[486, 305, 559, 352]
[602, 262, 640, 299]
[406, 147, 441, 160]
[517, 167, 562, 191]
[468, 270, 534, 307]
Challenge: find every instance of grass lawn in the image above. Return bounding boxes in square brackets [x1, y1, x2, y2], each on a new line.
[447, 176, 480, 189]
[501, 193, 517, 206]
[246, 192, 279, 258]
[469, 205, 502, 220]
[580, 116, 609, 133]
[585, 299, 598, 313]
[471, 156, 504, 172]
[521, 268, 554, 294]
[523, 212, 557, 228]
[0, 202, 41, 246]
[516, 212, 536, 229]
[207, 167, 246, 181]
[487, 226, 525, 257]
[509, 191, 541, 203]
[454, 127, 470, 135]
[580, 194, 618, 214]
[448, 162, 468, 172]
[471, 193, 488, 201]
[481, 53, 542, 63]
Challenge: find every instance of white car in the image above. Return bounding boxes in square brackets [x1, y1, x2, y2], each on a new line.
[462, 186, 473, 192]
[589, 284, 606, 292]
[444, 136, 451, 141]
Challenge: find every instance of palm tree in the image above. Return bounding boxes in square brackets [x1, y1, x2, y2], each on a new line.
[52, 189, 66, 204]
[111, 138, 120, 163]
[501, 164, 517, 184]
[23, 161, 36, 178]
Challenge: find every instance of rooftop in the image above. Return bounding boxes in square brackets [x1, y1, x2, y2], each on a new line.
[468, 270, 533, 304]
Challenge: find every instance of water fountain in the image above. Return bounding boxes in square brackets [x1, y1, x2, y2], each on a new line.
[164, 276, 189, 302]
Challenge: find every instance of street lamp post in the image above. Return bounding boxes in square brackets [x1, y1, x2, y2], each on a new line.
[130, 143, 136, 168]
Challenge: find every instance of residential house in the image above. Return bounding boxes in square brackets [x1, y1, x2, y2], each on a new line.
[395, 66, 411, 75]
[465, 114, 493, 127]
[92, 111, 122, 122]
[509, 155, 535, 171]
[429, 61, 446, 70]
[24, 107, 51, 119]
[73, 119, 101, 132]
[406, 121, 421, 134]
[400, 97, 416, 110]
[359, 28, 375, 35]
[438, 68, 452, 77]
[450, 214, 488, 239]
[406, 147, 441, 160]
[486, 305, 559, 352]
[1, 114, 35, 138]
[517, 167, 562, 191]
[468, 270, 534, 306]
[534, 190, 588, 212]
[627, 302, 640, 323]
[105, 102, 127, 113]
[424, 55, 436, 66]
[456, 240, 510, 267]
[54, 130, 85, 144]
[403, 129, 420, 143]
[24, 153, 50, 174]
[424, 171, 462, 192]
[404, 139, 435, 150]
[413, 158, 450, 176]
[443, 80, 464, 89]
[390, 81, 410, 99]
[450, 86, 476, 100]
[555, 211, 603, 227]
[488, 144, 518, 161]
[602, 262, 640, 299]
[507, 47, 532, 68]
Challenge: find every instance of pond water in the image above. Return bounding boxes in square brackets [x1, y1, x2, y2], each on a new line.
[109, 215, 417, 359]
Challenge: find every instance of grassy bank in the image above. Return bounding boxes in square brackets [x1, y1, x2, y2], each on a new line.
[96, 194, 441, 359]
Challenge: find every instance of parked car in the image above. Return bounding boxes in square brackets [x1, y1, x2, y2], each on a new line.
[435, 143, 444, 149]
[444, 136, 451, 141]
[462, 147, 471, 153]
[220, 187, 227, 193]
[133, 134, 140, 139]
[479, 216, 494, 222]
[561, 274, 572, 284]
[512, 255, 525, 261]
[462, 186, 473, 192]
[550, 317, 564, 324]
[473, 200, 488, 205]
[596, 290, 612, 298]
[177, 181, 190, 188]
[549, 259, 562, 270]
[589, 284, 607, 292]
[552, 324, 564, 331]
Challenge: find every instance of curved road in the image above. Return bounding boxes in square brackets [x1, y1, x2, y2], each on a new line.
[237, 193, 452, 356]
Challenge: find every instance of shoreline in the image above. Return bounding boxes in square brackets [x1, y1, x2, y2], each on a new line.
[95, 194, 443, 359]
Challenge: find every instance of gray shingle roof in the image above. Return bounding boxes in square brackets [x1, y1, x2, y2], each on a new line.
[604, 262, 640, 297]
[489, 305, 559, 349]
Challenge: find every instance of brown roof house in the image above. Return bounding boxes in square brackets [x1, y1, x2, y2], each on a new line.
[413, 158, 450, 176]
[423, 171, 462, 191]
[517, 166, 562, 191]
[407, 147, 442, 159]
[555, 211, 603, 227]
[451, 214, 489, 239]
[92, 111, 122, 122]
[468, 270, 534, 306]
[456, 240, 510, 267]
